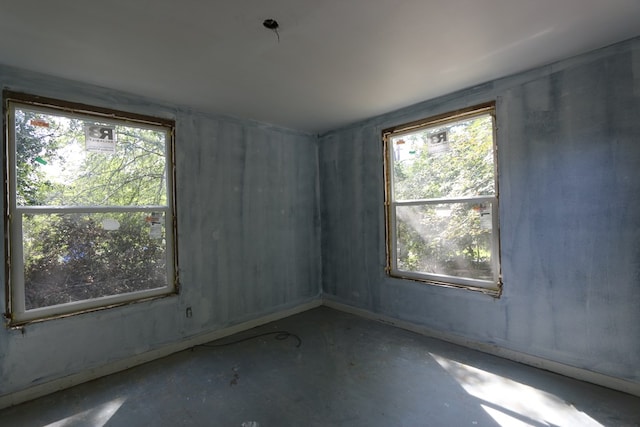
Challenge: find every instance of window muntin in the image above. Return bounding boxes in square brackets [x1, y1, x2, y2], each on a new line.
[5, 94, 178, 324]
[384, 104, 500, 292]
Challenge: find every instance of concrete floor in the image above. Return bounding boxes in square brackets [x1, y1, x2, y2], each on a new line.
[1, 307, 638, 426]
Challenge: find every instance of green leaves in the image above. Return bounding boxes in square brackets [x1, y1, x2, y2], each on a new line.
[13, 107, 171, 309]
[393, 117, 494, 201]
[15, 110, 63, 205]
[23, 213, 166, 309]
[391, 115, 496, 280]
[15, 112, 168, 207]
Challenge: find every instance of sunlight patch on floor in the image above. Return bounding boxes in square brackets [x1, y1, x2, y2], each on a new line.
[431, 353, 602, 427]
[42, 397, 126, 427]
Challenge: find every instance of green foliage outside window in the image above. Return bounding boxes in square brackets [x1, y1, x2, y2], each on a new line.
[13, 107, 171, 310]
[390, 114, 496, 281]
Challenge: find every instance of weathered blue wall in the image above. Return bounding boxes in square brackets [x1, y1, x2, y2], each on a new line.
[319, 37, 640, 383]
[0, 66, 321, 396]
[2, 36, 640, 399]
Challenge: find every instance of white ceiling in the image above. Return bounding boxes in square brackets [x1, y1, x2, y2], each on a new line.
[1, 1, 640, 133]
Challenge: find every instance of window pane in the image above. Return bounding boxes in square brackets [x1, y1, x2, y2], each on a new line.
[396, 202, 494, 281]
[22, 212, 168, 310]
[15, 108, 168, 207]
[391, 114, 494, 201]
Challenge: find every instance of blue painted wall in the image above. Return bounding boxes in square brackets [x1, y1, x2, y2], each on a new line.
[2, 36, 639, 399]
[0, 66, 321, 396]
[319, 37, 640, 383]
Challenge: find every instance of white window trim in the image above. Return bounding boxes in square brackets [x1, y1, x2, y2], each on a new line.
[4, 92, 179, 325]
[383, 103, 502, 295]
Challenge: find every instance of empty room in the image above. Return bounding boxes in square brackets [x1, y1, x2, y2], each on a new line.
[1, 1, 640, 426]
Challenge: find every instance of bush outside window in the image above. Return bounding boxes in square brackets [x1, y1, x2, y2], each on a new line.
[4, 92, 178, 324]
[383, 103, 501, 293]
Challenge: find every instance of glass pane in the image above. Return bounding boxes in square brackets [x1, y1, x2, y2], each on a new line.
[22, 212, 168, 310]
[396, 202, 494, 281]
[390, 114, 494, 201]
[14, 107, 168, 207]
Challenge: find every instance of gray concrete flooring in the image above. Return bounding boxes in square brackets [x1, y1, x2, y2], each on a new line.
[1, 307, 638, 426]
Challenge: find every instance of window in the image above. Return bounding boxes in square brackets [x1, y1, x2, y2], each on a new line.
[383, 103, 501, 293]
[4, 92, 178, 324]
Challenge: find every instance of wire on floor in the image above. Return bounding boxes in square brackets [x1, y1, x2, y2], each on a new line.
[195, 330, 302, 349]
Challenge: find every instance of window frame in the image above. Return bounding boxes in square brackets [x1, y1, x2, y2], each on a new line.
[3, 91, 179, 325]
[383, 102, 502, 295]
